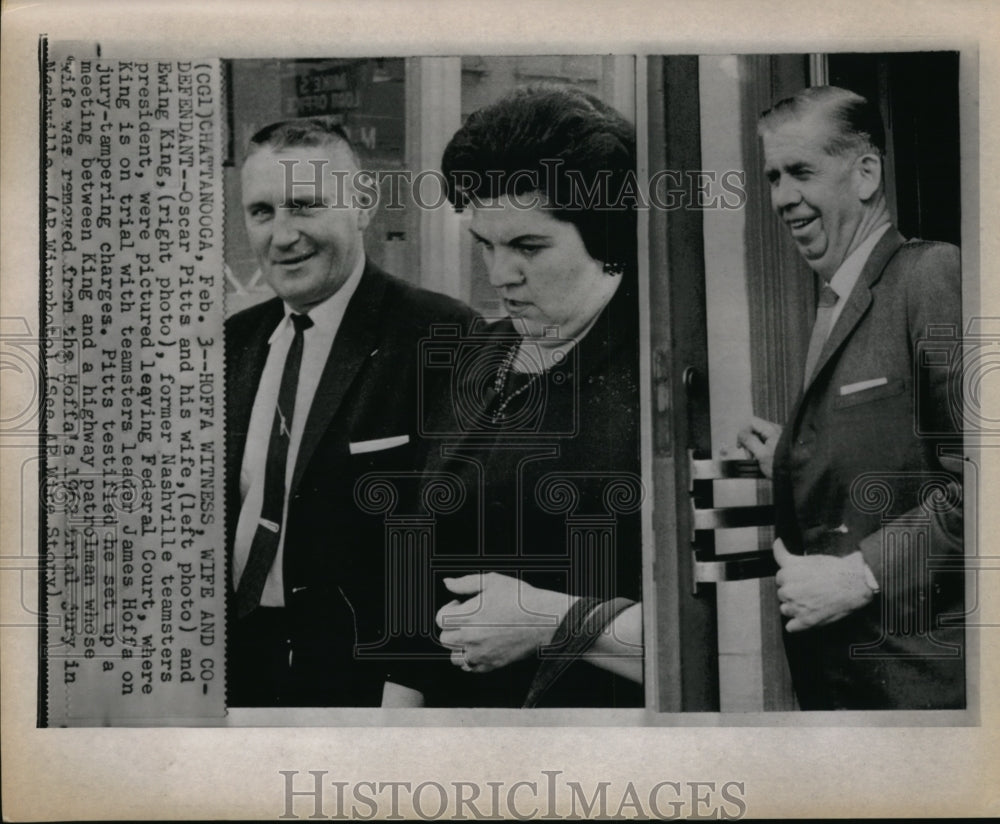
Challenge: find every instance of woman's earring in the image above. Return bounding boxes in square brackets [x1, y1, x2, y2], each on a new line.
[602, 261, 625, 277]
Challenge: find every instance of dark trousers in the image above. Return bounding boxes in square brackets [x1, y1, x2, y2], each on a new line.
[227, 604, 386, 708]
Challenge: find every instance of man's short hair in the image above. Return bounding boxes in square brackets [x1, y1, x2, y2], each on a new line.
[758, 85, 886, 159]
[244, 117, 362, 168]
[441, 83, 637, 273]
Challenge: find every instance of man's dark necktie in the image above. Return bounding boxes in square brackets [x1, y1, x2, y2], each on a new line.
[802, 284, 839, 387]
[236, 312, 314, 618]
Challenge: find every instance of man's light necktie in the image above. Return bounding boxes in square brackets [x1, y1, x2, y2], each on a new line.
[803, 284, 839, 387]
[236, 312, 313, 618]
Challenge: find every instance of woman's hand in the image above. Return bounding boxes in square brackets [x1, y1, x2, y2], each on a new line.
[436, 573, 578, 673]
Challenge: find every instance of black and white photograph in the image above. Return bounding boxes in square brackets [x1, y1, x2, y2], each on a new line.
[2, 0, 997, 819]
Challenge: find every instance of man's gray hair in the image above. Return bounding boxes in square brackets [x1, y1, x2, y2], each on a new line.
[758, 85, 886, 159]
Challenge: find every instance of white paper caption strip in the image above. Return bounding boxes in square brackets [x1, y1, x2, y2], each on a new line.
[41, 48, 226, 725]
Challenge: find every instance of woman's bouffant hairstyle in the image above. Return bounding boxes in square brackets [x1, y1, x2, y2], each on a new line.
[441, 84, 637, 275]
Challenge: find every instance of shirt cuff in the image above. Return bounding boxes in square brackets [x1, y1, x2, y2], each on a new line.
[861, 561, 881, 594]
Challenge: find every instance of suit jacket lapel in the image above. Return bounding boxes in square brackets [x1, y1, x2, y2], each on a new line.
[227, 298, 284, 495]
[800, 227, 905, 398]
[290, 262, 387, 495]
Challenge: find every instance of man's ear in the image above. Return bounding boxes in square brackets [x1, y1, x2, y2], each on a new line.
[354, 170, 377, 231]
[854, 152, 882, 201]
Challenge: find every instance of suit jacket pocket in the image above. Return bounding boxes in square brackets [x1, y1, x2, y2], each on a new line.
[832, 377, 906, 409]
[349, 435, 419, 483]
[349, 434, 411, 455]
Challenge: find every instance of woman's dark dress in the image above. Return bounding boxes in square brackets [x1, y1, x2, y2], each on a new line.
[387, 282, 642, 707]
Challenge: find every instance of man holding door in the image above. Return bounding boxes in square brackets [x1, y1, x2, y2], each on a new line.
[738, 86, 964, 710]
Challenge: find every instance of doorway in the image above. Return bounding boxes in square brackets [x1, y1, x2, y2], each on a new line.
[646, 51, 963, 712]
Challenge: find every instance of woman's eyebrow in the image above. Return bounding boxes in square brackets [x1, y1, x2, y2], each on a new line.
[467, 227, 552, 244]
[507, 234, 552, 244]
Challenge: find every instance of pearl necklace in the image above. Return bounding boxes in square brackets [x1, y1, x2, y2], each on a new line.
[490, 340, 542, 424]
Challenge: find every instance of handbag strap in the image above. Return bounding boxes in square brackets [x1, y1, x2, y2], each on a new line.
[522, 596, 636, 708]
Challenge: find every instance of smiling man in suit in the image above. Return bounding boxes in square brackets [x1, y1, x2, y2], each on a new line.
[226, 119, 476, 706]
[738, 86, 964, 710]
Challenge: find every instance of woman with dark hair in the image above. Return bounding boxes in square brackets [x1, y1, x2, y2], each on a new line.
[382, 84, 644, 708]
